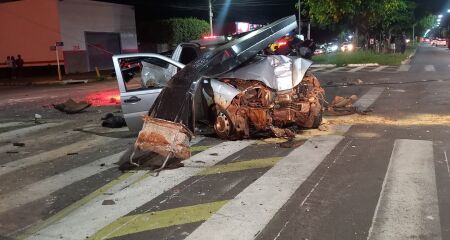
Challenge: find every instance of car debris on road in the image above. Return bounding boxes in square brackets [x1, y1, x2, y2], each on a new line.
[53, 98, 91, 114]
[101, 113, 127, 128]
[325, 95, 375, 116]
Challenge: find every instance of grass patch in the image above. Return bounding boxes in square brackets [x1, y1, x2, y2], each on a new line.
[312, 47, 416, 66]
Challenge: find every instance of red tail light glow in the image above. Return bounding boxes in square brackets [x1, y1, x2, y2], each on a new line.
[277, 40, 288, 47]
[85, 89, 121, 106]
[203, 35, 218, 39]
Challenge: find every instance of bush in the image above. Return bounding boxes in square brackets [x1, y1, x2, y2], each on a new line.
[144, 18, 210, 45]
[312, 46, 416, 66]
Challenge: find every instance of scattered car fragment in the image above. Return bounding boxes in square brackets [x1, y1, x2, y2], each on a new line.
[326, 95, 359, 115]
[101, 113, 127, 128]
[330, 95, 358, 108]
[53, 98, 91, 114]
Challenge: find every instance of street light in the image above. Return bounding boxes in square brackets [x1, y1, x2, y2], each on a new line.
[208, 0, 214, 36]
[447, 9, 450, 13]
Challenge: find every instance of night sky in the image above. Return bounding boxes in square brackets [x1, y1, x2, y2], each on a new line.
[102, 0, 449, 41]
[104, 0, 299, 23]
[103, 0, 449, 23]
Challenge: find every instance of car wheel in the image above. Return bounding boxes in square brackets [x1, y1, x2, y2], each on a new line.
[214, 111, 234, 139]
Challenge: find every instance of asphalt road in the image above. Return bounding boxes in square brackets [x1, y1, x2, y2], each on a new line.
[1, 44, 450, 240]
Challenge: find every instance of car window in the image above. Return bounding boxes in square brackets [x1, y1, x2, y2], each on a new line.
[119, 57, 181, 92]
[179, 47, 198, 65]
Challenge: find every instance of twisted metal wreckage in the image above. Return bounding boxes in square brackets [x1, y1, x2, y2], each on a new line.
[131, 15, 325, 168]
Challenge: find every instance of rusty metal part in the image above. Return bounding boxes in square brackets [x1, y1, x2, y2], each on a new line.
[214, 72, 324, 139]
[325, 95, 360, 116]
[270, 126, 296, 139]
[330, 95, 358, 108]
[133, 117, 193, 160]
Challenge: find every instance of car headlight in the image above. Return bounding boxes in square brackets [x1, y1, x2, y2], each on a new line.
[331, 45, 338, 51]
[348, 44, 354, 50]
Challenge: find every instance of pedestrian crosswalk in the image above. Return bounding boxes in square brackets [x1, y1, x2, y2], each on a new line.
[367, 139, 441, 240]
[0, 87, 447, 240]
[311, 64, 439, 73]
[184, 136, 344, 240]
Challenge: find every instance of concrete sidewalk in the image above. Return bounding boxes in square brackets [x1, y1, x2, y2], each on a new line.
[0, 70, 113, 86]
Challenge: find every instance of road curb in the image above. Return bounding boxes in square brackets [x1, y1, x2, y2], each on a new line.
[401, 49, 417, 65]
[311, 63, 379, 68]
[0, 77, 113, 87]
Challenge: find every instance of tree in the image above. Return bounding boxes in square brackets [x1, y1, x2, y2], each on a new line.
[302, 0, 415, 47]
[380, 0, 415, 33]
[141, 18, 210, 45]
[417, 14, 437, 34]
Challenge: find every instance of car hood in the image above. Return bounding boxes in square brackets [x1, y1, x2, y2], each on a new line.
[219, 55, 313, 91]
[149, 15, 297, 131]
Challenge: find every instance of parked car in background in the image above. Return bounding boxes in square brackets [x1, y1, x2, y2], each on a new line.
[322, 42, 339, 53]
[421, 37, 431, 43]
[340, 42, 354, 52]
[314, 47, 325, 55]
[431, 38, 447, 47]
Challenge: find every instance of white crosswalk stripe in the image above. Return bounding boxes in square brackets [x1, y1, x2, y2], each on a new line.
[370, 66, 388, 72]
[324, 66, 347, 73]
[367, 139, 441, 240]
[0, 122, 66, 143]
[425, 65, 436, 71]
[0, 127, 83, 154]
[0, 134, 117, 177]
[0, 121, 26, 129]
[353, 87, 385, 111]
[397, 64, 410, 72]
[348, 65, 367, 72]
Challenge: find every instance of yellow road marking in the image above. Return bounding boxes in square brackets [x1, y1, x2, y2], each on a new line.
[197, 157, 282, 176]
[91, 200, 229, 239]
[17, 171, 138, 240]
[190, 145, 211, 152]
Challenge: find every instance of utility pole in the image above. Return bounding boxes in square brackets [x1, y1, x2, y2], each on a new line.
[307, 22, 310, 40]
[209, 0, 213, 36]
[298, 0, 301, 36]
[412, 23, 416, 44]
[55, 46, 62, 81]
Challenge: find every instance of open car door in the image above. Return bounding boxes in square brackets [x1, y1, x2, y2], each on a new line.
[112, 54, 185, 132]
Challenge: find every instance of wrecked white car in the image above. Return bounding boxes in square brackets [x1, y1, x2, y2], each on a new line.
[113, 15, 324, 161]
